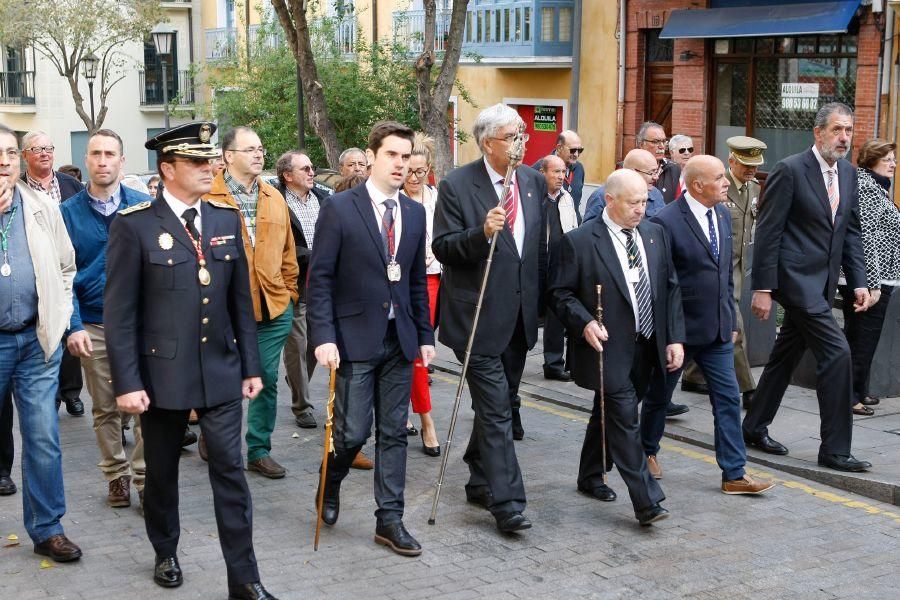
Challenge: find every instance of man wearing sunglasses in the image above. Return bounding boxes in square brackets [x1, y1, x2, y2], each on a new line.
[533, 129, 585, 218]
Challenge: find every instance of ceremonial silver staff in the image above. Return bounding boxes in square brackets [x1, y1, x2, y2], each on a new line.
[428, 125, 527, 526]
[595, 285, 607, 484]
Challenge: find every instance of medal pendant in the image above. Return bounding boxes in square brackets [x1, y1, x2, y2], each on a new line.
[386, 260, 401, 282]
[0, 263, 10, 277]
[198, 267, 211, 286]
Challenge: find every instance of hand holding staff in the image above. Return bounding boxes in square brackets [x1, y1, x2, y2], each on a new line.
[314, 368, 337, 550]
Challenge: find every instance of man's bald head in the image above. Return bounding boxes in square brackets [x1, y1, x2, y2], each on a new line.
[541, 154, 567, 195]
[683, 155, 730, 207]
[604, 169, 648, 230]
[556, 129, 583, 166]
[622, 149, 659, 191]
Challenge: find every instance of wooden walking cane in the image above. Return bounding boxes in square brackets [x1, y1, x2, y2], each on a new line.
[314, 368, 337, 551]
[596, 285, 608, 484]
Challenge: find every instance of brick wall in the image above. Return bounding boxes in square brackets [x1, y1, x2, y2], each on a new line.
[854, 10, 880, 157]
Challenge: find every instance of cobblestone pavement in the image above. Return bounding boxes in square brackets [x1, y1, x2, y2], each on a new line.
[2, 367, 900, 599]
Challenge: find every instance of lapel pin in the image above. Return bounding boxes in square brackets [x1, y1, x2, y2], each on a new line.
[527, 192, 532, 197]
[158, 232, 174, 250]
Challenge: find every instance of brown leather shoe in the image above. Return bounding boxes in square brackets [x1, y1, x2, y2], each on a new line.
[34, 534, 82, 563]
[108, 475, 131, 507]
[351, 450, 374, 470]
[722, 474, 775, 495]
[647, 455, 662, 480]
[247, 455, 286, 479]
[198, 433, 208, 462]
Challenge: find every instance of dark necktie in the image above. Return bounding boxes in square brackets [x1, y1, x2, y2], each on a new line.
[622, 229, 654, 338]
[182, 208, 200, 240]
[381, 198, 396, 256]
[706, 209, 719, 260]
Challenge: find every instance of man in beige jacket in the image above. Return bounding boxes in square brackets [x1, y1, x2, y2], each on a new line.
[0, 123, 80, 563]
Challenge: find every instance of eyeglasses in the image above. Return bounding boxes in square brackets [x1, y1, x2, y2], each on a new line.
[568, 147, 585, 155]
[227, 146, 267, 156]
[296, 165, 315, 174]
[491, 133, 530, 144]
[407, 168, 429, 179]
[0, 148, 20, 159]
[642, 138, 668, 146]
[677, 147, 695, 154]
[634, 167, 662, 178]
[24, 145, 54, 154]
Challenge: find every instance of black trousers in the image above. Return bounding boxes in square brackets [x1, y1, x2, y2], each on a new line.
[56, 345, 83, 402]
[140, 398, 258, 587]
[578, 335, 664, 511]
[742, 306, 853, 455]
[458, 316, 528, 517]
[327, 322, 412, 524]
[0, 391, 12, 477]
[542, 310, 566, 373]
[841, 284, 894, 404]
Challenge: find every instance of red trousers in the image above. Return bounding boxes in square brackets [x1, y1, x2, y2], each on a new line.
[411, 274, 440, 414]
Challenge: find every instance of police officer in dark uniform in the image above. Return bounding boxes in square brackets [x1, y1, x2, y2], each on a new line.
[104, 122, 277, 600]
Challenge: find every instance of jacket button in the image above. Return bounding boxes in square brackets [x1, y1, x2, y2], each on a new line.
[233, 338, 237, 344]
[201, 337, 208, 343]
[383, 302, 389, 309]
[202, 298, 209, 305]
[167, 258, 173, 265]
[202, 317, 209, 324]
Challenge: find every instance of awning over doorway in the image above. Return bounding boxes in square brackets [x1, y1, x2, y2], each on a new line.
[659, 1, 862, 39]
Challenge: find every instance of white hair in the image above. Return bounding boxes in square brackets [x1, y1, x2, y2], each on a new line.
[668, 134, 692, 153]
[120, 174, 149, 195]
[473, 104, 524, 153]
[22, 129, 51, 150]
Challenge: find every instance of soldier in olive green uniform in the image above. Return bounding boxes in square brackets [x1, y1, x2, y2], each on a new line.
[680, 137, 767, 409]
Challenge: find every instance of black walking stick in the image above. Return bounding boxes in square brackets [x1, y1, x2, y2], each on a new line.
[428, 125, 527, 525]
[596, 285, 608, 484]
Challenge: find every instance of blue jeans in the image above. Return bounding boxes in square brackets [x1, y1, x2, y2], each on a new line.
[642, 340, 746, 481]
[0, 326, 66, 543]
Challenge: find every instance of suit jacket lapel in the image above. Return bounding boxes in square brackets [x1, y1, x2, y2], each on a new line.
[637, 220, 660, 300]
[835, 159, 853, 225]
[476, 162, 518, 255]
[395, 195, 416, 266]
[353, 186, 388, 264]
[593, 223, 633, 307]
[678, 197, 716, 262]
[716, 205, 730, 271]
[803, 150, 833, 223]
[153, 198, 195, 254]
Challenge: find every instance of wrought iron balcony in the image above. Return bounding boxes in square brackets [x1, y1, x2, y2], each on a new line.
[205, 27, 237, 61]
[139, 69, 195, 106]
[0, 71, 35, 105]
[392, 0, 574, 63]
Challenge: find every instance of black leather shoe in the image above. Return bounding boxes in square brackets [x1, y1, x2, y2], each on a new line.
[635, 503, 669, 526]
[374, 521, 422, 556]
[315, 480, 340, 525]
[465, 486, 493, 509]
[742, 390, 753, 410]
[543, 368, 572, 382]
[422, 442, 440, 457]
[818, 453, 872, 472]
[512, 410, 524, 441]
[577, 483, 617, 502]
[181, 427, 198, 448]
[295, 412, 317, 428]
[153, 555, 183, 588]
[65, 397, 85, 416]
[680, 381, 708, 394]
[666, 402, 689, 417]
[228, 582, 278, 600]
[0, 474, 16, 496]
[743, 432, 788, 455]
[861, 396, 880, 406]
[496, 512, 532, 533]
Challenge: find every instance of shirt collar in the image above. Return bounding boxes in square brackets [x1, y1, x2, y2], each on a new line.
[224, 169, 259, 194]
[483, 157, 515, 187]
[811, 144, 837, 174]
[162, 188, 201, 221]
[86, 183, 122, 206]
[26, 171, 56, 191]
[684, 191, 713, 220]
[286, 185, 313, 204]
[365, 178, 400, 206]
[602, 206, 629, 234]
[4, 186, 21, 213]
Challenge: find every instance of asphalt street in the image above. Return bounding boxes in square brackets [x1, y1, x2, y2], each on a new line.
[2, 365, 899, 599]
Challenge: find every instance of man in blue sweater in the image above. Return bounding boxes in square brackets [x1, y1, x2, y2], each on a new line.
[60, 129, 151, 509]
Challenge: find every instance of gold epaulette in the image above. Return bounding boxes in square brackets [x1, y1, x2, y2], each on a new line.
[118, 201, 151, 215]
[207, 199, 239, 210]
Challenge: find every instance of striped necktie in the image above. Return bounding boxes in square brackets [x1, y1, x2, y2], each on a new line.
[826, 168, 839, 223]
[623, 229, 655, 338]
[498, 178, 517, 230]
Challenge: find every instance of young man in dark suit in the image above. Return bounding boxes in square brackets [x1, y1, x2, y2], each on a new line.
[744, 102, 874, 473]
[307, 121, 434, 556]
[105, 122, 276, 600]
[548, 169, 682, 525]
[432, 104, 546, 533]
[645, 155, 773, 495]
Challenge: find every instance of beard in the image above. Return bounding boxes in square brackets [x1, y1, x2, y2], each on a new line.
[820, 140, 850, 163]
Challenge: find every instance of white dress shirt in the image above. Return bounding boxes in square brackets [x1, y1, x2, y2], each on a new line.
[684, 191, 719, 245]
[164, 188, 202, 235]
[366, 179, 402, 319]
[811, 144, 840, 211]
[602, 208, 649, 331]
[484, 157, 524, 255]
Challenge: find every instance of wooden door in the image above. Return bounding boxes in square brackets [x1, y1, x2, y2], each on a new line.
[644, 29, 673, 133]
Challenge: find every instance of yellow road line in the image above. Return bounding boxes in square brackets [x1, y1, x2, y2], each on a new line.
[434, 371, 900, 522]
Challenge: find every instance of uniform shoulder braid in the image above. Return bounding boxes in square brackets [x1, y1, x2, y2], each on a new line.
[117, 201, 152, 215]
[207, 199, 239, 210]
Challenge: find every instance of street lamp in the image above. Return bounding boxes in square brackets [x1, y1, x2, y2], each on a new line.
[151, 23, 176, 128]
[80, 53, 99, 131]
